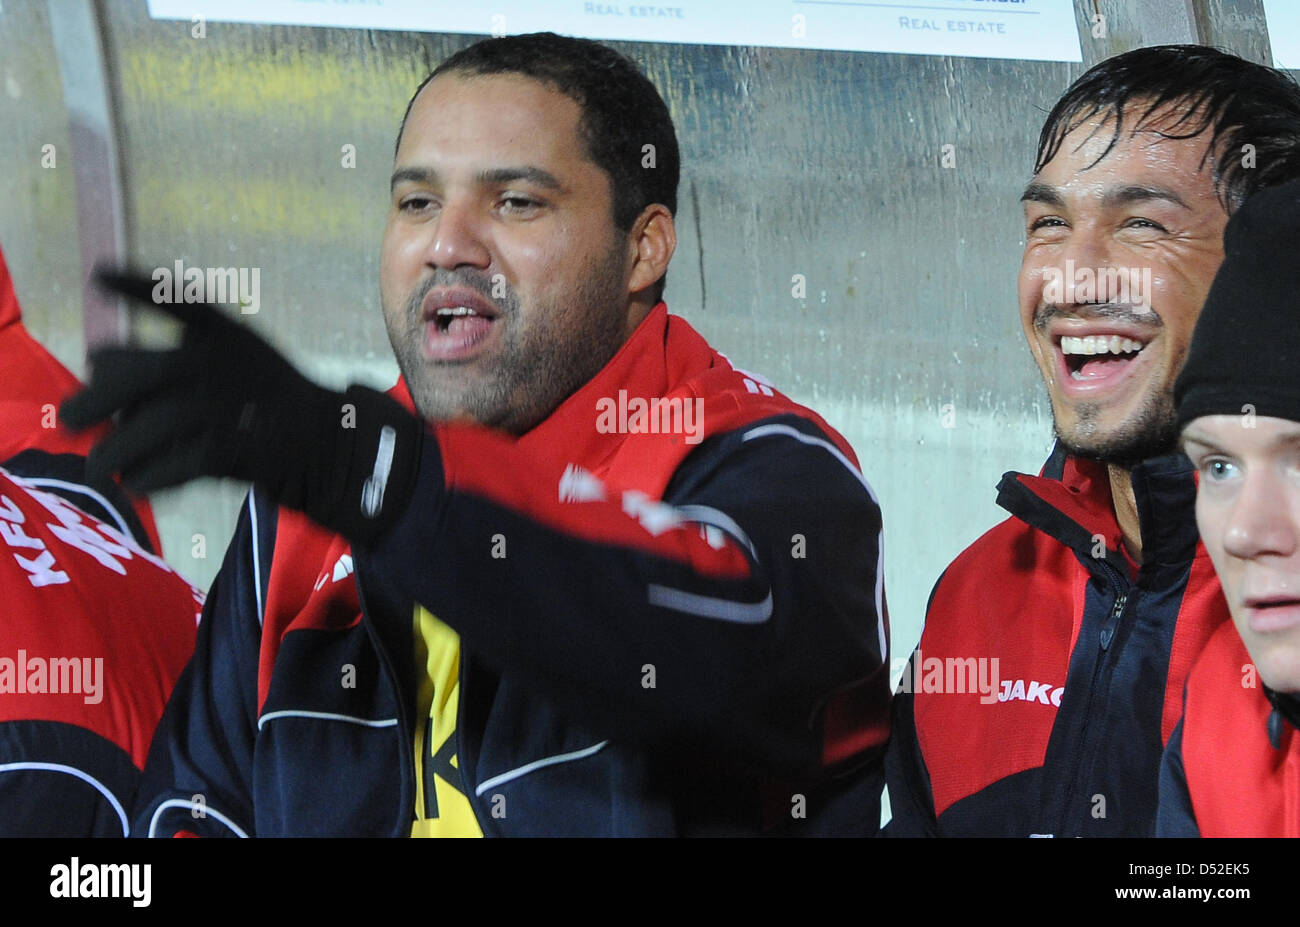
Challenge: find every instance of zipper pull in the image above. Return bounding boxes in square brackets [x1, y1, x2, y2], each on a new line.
[1100, 593, 1128, 650]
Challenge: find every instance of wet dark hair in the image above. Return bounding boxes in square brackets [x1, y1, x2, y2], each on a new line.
[396, 33, 679, 302]
[1034, 45, 1300, 211]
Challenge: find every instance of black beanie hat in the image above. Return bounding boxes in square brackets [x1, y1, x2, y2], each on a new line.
[1175, 177, 1300, 432]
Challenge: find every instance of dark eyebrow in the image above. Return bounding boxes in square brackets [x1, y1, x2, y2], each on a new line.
[391, 166, 434, 192]
[1020, 181, 1190, 211]
[1101, 184, 1189, 210]
[1021, 182, 1063, 207]
[389, 165, 565, 193]
[475, 166, 564, 192]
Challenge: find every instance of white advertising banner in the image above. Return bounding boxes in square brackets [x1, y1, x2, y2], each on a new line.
[147, 0, 1082, 62]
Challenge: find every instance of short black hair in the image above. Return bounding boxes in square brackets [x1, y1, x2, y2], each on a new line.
[396, 33, 679, 302]
[1034, 45, 1300, 211]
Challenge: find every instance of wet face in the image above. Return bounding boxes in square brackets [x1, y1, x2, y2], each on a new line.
[1185, 415, 1300, 694]
[380, 72, 635, 434]
[1019, 105, 1229, 466]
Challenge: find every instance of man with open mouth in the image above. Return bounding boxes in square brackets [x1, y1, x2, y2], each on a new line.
[62, 32, 891, 837]
[885, 45, 1300, 836]
[1159, 179, 1300, 837]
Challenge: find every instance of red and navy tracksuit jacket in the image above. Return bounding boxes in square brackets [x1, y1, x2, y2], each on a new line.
[1158, 622, 1300, 836]
[885, 446, 1229, 836]
[134, 303, 891, 836]
[0, 468, 201, 835]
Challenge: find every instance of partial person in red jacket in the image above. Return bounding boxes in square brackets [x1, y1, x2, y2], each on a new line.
[886, 45, 1300, 836]
[1159, 179, 1300, 836]
[0, 466, 201, 835]
[1, 244, 199, 834]
[0, 243, 162, 555]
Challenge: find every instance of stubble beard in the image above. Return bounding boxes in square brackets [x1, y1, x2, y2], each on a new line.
[1053, 390, 1180, 470]
[384, 242, 630, 435]
[1036, 301, 1178, 469]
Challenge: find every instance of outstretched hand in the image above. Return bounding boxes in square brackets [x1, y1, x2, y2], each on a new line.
[61, 266, 422, 543]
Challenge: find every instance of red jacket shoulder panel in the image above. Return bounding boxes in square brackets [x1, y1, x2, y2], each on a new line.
[1182, 622, 1300, 836]
[0, 470, 200, 767]
[915, 515, 1085, 818]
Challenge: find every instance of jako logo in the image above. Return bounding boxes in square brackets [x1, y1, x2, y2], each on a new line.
[50, 857, 150, 907]
[151, 259, 260, 314]
[595, 390, 704, 445]
[997, 678, 1065, 706]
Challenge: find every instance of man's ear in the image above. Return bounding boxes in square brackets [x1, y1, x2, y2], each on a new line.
[626, 204, 676, 299]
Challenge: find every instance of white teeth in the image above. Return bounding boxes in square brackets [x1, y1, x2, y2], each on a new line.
[435, 306, 477, 317]
[1060, 335, 1145, 356]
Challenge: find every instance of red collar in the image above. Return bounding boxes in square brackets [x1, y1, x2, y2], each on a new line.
[1015, 456, 1125, 554]
[390, 302, 721, 471]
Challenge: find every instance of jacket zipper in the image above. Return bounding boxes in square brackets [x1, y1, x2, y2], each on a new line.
[1100, 590, 1128, 651]
[1059, 562, 1128, 833]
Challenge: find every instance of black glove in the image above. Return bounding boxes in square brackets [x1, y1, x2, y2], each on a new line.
[60, 267, 423, 544]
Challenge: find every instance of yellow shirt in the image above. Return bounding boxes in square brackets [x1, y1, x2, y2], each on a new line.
[410, 606, 482, 837]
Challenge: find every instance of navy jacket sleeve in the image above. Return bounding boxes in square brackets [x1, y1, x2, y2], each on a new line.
[883, 574, 946, 835]
[131, 491, 272, 837]
[358, 413, 889, 777]
[1155, 718, 1201, 837]
[882, 650, 939, 836]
